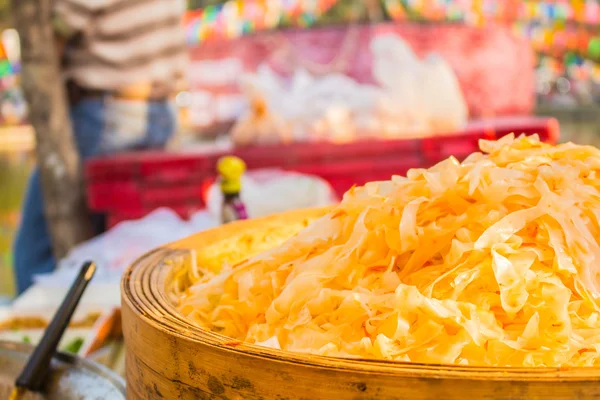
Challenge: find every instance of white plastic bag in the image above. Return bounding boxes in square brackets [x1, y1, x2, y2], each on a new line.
[372, 34, 468, 137]
[231, 65, 382, 145]
[421, 54, 469, 132]
[231, 34, 469, 144]
[36, 208, 218, 289]
[206, 169, 338, 220]
[36, 170, 336, 291]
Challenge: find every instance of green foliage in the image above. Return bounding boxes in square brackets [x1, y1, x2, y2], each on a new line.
[63, 337, 85, 354]
[398, 0, 427, 21]
[0, 155, 30, 212]
[317, 0, 369, 25]
[0, 0, 10, 29]
[186, 0, 390, 25]
[188, 0, 222, 10]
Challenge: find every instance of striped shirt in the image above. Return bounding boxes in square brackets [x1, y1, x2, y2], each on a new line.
[54, 0, 188, 91]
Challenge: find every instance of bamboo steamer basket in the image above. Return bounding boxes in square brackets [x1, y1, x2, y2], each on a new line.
[122, 207, 600, 400]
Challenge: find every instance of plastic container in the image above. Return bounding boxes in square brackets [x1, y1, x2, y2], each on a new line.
[0, 340, 125, 399]
[86, 117, 559, 227]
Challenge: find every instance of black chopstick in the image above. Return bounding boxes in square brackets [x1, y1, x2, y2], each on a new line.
[14, 261, 96, 393]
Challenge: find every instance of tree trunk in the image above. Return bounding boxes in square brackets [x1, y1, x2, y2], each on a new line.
[11, 0, 92, 259]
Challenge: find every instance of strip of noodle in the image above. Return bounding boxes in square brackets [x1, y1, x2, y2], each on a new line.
[178, 135, 600, 367]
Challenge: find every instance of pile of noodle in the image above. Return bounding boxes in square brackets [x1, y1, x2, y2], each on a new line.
[178, 134, 600, 367]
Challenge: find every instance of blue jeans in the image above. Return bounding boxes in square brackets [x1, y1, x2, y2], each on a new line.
[14, 98, 175, 294]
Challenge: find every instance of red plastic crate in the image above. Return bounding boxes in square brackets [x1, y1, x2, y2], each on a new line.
[86, 117, 559, 227]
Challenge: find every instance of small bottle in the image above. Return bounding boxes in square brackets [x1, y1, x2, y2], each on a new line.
[216, 156, 248, 224]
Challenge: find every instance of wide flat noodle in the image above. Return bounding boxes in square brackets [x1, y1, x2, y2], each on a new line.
[178, 135, 600, 367]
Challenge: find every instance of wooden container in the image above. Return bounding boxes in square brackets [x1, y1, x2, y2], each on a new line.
[122, 208, 600, 400]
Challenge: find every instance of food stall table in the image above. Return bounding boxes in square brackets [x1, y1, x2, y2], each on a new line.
[86, 116, 559, 228]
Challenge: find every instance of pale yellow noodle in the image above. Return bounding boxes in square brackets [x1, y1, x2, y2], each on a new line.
[178, 134, 600, 367]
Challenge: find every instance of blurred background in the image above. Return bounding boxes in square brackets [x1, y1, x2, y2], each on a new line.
[0, 0, 600, 298]
[0, 0, 599, 312]
[2, 0, 600, 376]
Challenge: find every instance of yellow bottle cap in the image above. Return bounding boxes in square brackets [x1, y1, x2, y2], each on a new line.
[217, 156, 246, 194]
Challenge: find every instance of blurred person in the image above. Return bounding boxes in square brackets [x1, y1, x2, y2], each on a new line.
[14, 0, 188, 293]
